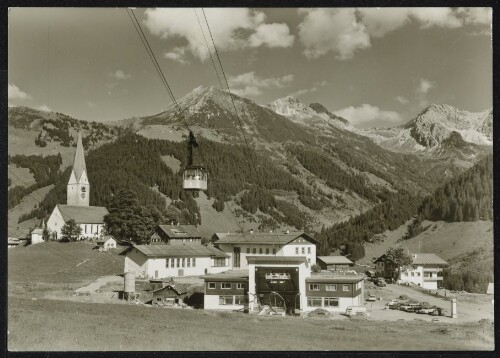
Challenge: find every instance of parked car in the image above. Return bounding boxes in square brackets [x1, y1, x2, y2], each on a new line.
[400, 303, 422, 312]
[375, 278, 386, 287]
[417, 308, 436, 314]
[366, 295, 377, 302]
[346, 306, 369, 317]
[386, 299, 399, 308]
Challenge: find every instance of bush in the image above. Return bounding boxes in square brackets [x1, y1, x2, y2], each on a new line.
[311, 264, 321, 273]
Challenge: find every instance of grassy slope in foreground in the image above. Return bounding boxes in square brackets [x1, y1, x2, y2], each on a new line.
[8, 297, 493, 351]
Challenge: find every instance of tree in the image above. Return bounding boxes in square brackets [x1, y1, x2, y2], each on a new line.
[383, 245, 413, 281]
[311, 264, 322, 273]
[61, 219, 82, 242]
[104, 189, 157, 244]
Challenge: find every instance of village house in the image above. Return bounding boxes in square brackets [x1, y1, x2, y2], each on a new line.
[96, 235, 117, 250]
[211, 231, 318, 270]
[46, 132, 109, 241]
[30, 228, 44, 245]
[8, 237, 20, 248]
[121, 244, 230, 279]
[375, 253, 447, 289]
[203, 255, 365, 314]
[152, 281, 188, 307]
[150, 224, 202, 245]
[317, 256, 354, 271]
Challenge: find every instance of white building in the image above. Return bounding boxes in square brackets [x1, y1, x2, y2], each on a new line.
[122, 244, 230, 279]
[96, 235, 117, 250]
[203, 255, 364, 314]
[46, 132, 108, 241]
[30, 228, 44, 245]
[212, 231, 318, 270]
[398, 253, 447, 290]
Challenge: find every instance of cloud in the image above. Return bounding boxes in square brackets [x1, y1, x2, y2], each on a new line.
[143, 8, 294, 62]
[8, 83, 31, 101]
[110, 70, 131, 80]
[164, 46, 189, 64]
[417, 78, 435, 94]
[228, 71, 294, 97]
[396, 96, 409, 104]
[298, 7, 490, 60]
[87, 101, 97, 108]
[298, 8, 371, 60]
[249, 23, 294, 48]
[37, 104, 51, 112]
[288, 80, 329, 98]
[334, 104, 402, 127]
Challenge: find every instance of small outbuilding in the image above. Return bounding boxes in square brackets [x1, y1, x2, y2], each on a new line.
[317, 256, 354, 271]
[8, 237, 20, 248]
[31, 228, 44, 245]
[96, 235, 117, 250]
[487, 283, 494, 295]
[152, 281, 188, 306]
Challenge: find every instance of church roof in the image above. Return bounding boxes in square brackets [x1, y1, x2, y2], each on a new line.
[72, 132, 87, 181]
[57, 204, 108, 224]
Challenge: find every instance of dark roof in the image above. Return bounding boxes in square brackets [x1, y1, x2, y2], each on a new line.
[213, 231, 318, 246]
[57, 205, 108, 224]
[152, 282, 188, 295]
[317, 256, 353, 265]
[411, 253, 447, 265]
[246, 256, 308, 264]
[307, 272, 364, 283]
[123, 244, 229, 258]
[157, 225, 201, 238]
[203, 270, 249, 282]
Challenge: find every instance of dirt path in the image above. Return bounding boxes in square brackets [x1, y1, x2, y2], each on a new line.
[75, 275, 123, 293]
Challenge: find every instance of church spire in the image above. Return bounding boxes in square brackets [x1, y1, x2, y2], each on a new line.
[72, 131, 87, 181]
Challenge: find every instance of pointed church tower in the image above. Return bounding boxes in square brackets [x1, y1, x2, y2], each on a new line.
[67, 132, 90, 206]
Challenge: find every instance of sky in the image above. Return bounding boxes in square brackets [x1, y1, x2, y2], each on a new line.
[8, 7, 492, 128]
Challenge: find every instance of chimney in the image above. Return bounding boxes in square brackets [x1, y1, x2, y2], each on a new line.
[250, 229, 254, 234]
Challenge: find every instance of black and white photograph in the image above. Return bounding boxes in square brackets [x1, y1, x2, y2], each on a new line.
[6, 6, 494, 351]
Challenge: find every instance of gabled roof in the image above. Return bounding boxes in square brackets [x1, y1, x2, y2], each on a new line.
[213, 231, 318, 246]
[307, 271, 364, 284]
[72, 132, 87, 181]
[157, 225, 201, 238]
[31, 228, 44, 235]
[411, 253, 447, 265]
[203, 270, 249, 282]
[122, 244, 229, 258]
[57, 205, 108, 224]
[152, 282, 188, 295]
[97, 235, 116, 244]
[317, 256, 353, 265]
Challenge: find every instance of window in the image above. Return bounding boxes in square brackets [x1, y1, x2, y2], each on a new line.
[213, 258, 226, 267]
[234, 295, 245, 305]
[308, 247, 311, 254]
[181, 258, 185, 268]
[324, 298, 339, 307]
[272, 249, 276, 254]
[252, 248, 256, 254]
[156, 297, 162, 302]
[326, 284, 337, 291]
[301, 247, 305, 254]
[166, 259, 170, 268]
[411, 272, 415, 277]
[295, 247, 299, 255]
[259, 248, 263, 254]
[192, 258, 196, 267]
[266, 248, 269, 254]
[219, 296, 233, 305]
[307, 298, 322, 307]
[237, 283, 246, 289]
[81, 186, 86, 192]
[221, 282, 231, 289]
[309, 284, 320, 291]
[417, 272, 420, 277]
[208, 282, 216, 289]
[85, 225, 87, 234]
[247, 248, 250, 254]
[424, 272, 430, 277]
[187, 258, 191, 267]
[343, 285, 349, 291]
[177, 258, 181, 267]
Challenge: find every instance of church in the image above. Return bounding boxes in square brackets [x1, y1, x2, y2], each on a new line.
[46, 132, 109, 241]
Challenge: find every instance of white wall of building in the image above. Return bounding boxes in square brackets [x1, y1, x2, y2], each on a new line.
[31, 233, 44, 245]
[204, 294, 245, 310]
[303, 296, 362, 313]
[399, 265, 442, 290]
[124, 249, 148, 277]
[46, 206, 104, 241]
[67, 171, 90, 206]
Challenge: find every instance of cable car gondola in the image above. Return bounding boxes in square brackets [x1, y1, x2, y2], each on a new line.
[182, 131, 208, 191]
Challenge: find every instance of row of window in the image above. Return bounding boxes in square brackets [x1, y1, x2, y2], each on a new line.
[212, 258, 228, 267]
[219, 295, 245, 305]
[308, 284, 350, 292]
[83, 224, 100, 234]
[246, 247, 276, 255]
[166, 258, 196, 268]
[208, 282, 246, 290]
[295, 247, 312, 255]
[307, 297, 339, 307]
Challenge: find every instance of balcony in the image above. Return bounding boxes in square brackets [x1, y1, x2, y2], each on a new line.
[423, 276, 443, 281]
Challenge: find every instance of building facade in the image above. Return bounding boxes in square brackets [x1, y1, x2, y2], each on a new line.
[212, 231, 318, 270]
[122, 244, 230, 279]
[317, 256, 354, 271]
[399, 253, 447, 290]
[150, 224, 202, 245]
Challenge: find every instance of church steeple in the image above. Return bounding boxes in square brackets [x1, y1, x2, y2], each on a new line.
[67, 132, 90, 206]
